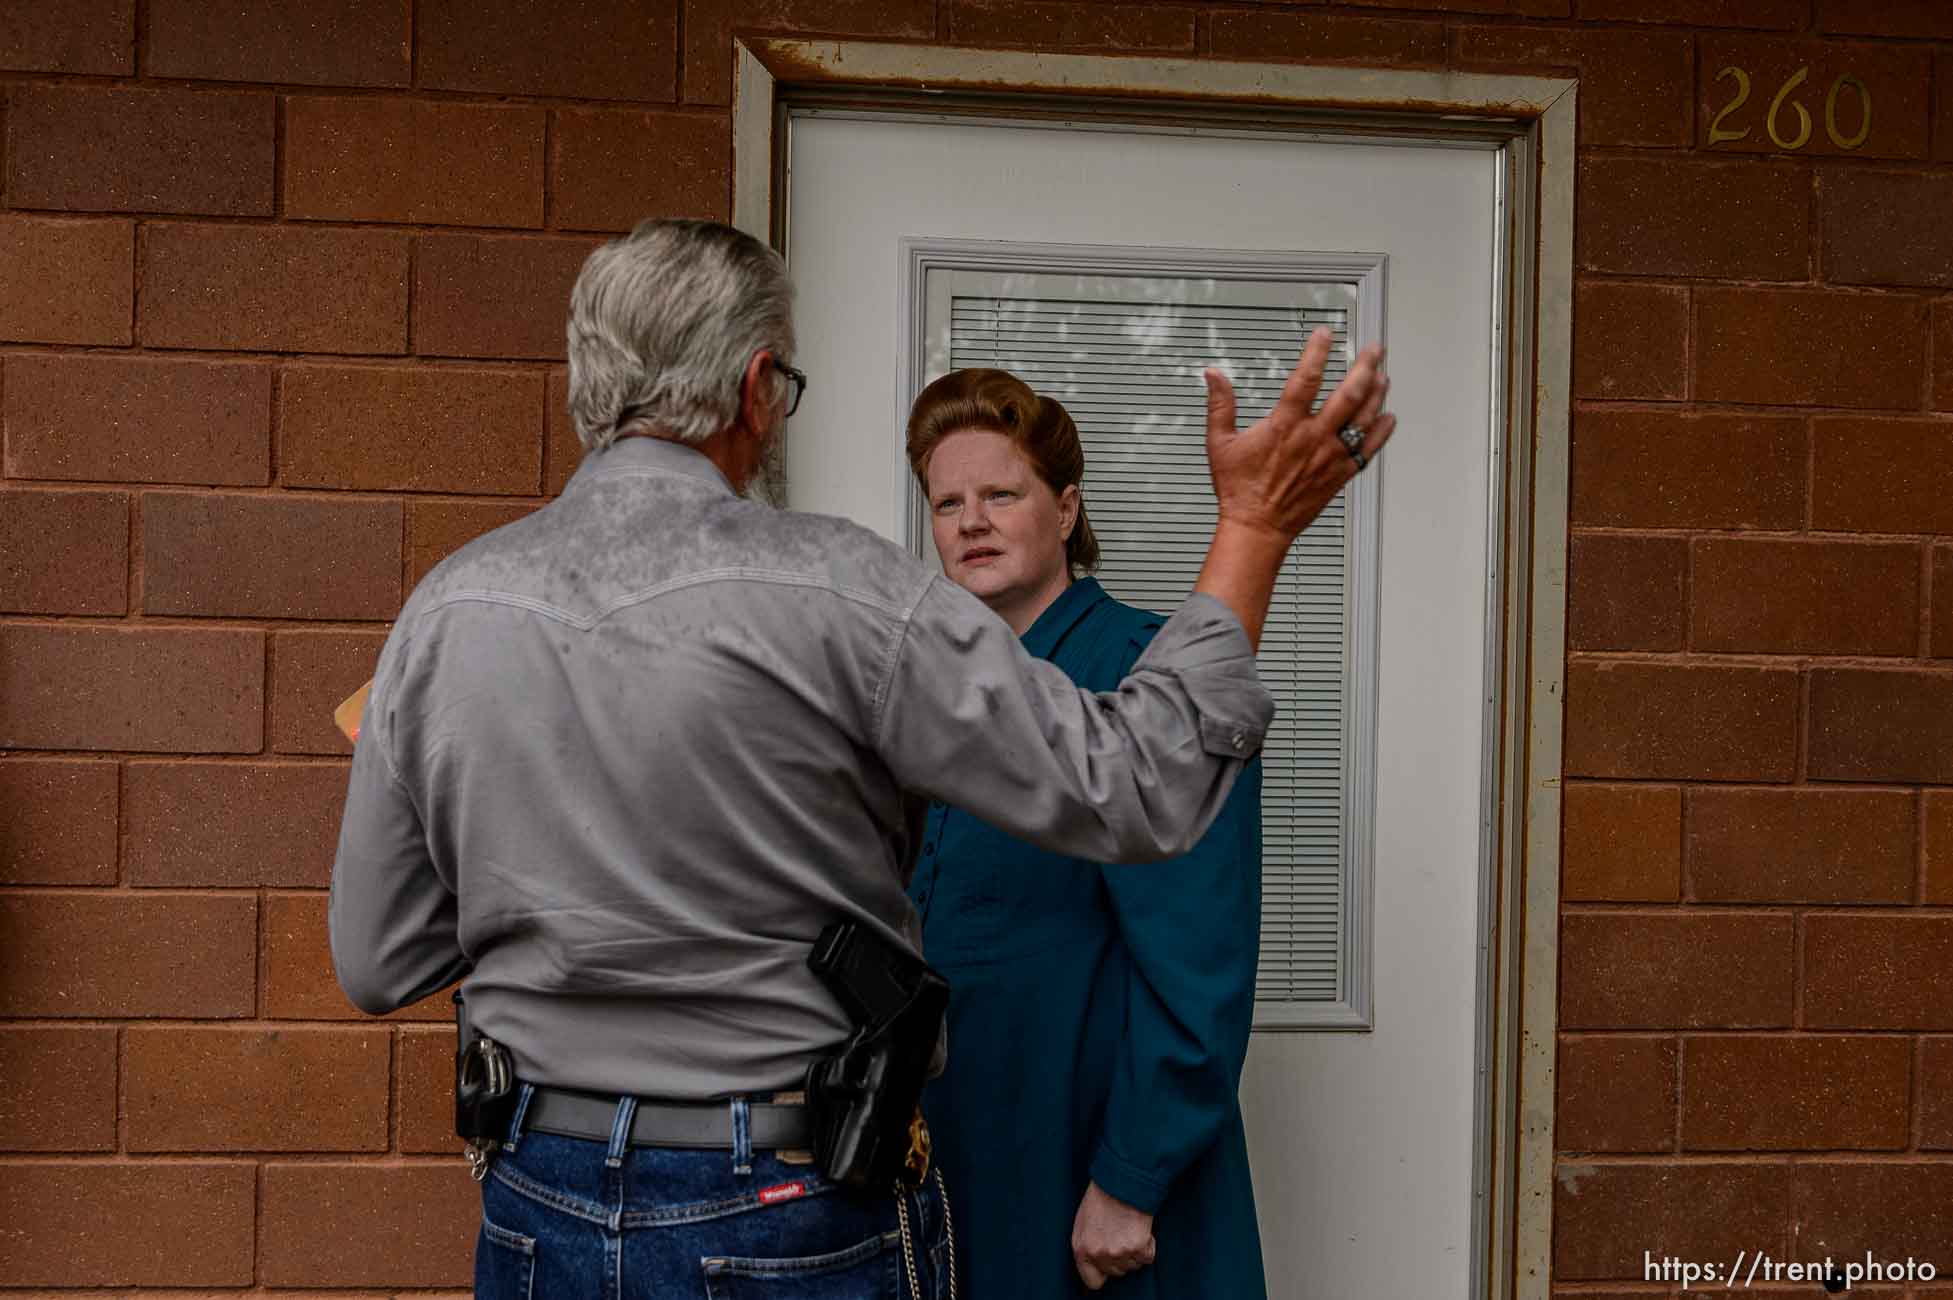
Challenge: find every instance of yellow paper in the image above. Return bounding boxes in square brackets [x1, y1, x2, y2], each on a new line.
[334, 679, 373, 743]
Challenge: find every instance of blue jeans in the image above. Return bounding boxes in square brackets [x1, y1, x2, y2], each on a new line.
[476, 1086, 953, 1300]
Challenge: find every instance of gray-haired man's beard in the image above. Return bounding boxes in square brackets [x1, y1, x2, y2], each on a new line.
[750, 424, 789, 508]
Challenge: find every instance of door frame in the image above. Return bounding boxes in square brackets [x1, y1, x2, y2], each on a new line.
[728, 38, 1575, 1300]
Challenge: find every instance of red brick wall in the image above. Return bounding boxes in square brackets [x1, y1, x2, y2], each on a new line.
[2, 0, 1950, 1293]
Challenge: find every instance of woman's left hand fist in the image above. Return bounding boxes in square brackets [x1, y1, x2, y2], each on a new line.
[1071, 1181, 1157, 1291]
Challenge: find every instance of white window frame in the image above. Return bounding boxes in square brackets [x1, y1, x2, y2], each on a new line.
[899, 237, 1384, 1030]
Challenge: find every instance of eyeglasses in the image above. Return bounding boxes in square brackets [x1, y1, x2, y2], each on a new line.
[770, 358, 808, 418]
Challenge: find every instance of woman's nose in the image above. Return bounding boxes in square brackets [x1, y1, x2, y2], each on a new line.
[961, 502, 991, 533]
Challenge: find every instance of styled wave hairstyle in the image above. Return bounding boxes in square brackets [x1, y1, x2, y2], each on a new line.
[905, 368, 1100, 576]
[565, 219, 796, 452]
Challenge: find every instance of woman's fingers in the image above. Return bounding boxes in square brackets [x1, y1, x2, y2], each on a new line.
[1272, 327, 1336, 426]
[1203, 367, 1239, 452]
[1351, 370, 1389, 434]
[1309, 343, 1382, 442]
[1354, 411, 1398, 464]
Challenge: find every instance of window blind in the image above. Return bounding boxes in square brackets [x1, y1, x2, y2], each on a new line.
[942, 290, 1355, 1012]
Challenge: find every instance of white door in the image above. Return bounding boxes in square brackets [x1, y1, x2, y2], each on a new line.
[784, 112, 1498, 1299]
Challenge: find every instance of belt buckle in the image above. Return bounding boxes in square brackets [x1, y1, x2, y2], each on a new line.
[902, 1107, 931, 1186]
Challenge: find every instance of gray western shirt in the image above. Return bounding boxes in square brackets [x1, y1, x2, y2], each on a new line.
[330, 436, 1273, 1099]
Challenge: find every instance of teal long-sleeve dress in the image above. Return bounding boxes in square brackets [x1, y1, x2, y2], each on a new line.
[909, 577, 1267, 1300]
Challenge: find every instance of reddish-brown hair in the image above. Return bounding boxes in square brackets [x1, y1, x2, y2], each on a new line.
[904, 368, 1101, 575]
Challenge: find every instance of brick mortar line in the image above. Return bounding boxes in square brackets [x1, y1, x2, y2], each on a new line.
[1913, 1033, 1925, 1153]
[2, 751, 356, 763]
[4, 481, 550, 508]
[271, 89, 285, 224]
[113, 1023, 126, 1156]
[674, 0, 686, 101]
[251, 1158, 265, 1288]
[15, 611, 399, 630]
[0, 69, 695, 112]
[0, 342, 575, 369]
[0, 343, 564, 373]
[537, 368, 555, 494]
[1793, 907, 1806, 1028]
[1805, 404, 1820, 530]
[1570, 1142, 1943, 1158]
[2, 884, 326, 896]
[0, 1017, 406, 1029]
[259, 634, 276, 769]
[123, 470, 143, 627]
[1584, 269, 1945, 299]
[16, 484, 463, 504]
[265, 367, 283, 491]
[0, 1152, 456, 1165]
[10, 208, 616, 241]
[1570, 525, 1952, 545]
[1574, 397, 1953, 416]
[131, 0, 148, 78]
[1541, 1152, 1953, 1165]
[0, 614, 395, 631]
[541, 106, 557, 232]
[126, 215, 144, 352]
[1563, 902, 1953, 915]
[1922, 545, 1937, 658]
[1570, 650, 1953, 667]
[389, 1027, 401, 1154]
[398, 484, 413, 606]
[404, 223, 418, 357]
[1673, 1032, 1687, 1155]
[1919, 789, 1933, 907]
[1558, 1028, 1951, 1038]
[1570, 777, 1925, 793]
[112, 759, 128, 889]
[1796, 664, 1812, 782]
[1679, 783, 1695, 902]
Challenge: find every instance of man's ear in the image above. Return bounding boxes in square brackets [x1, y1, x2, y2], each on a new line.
[735, 350, 775, 437]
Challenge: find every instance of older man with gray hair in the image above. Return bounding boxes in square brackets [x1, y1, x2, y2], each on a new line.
[330, 218, 1393, 1299]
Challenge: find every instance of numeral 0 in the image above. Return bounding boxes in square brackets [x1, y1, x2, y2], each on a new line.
[1709, 65, 1872, 151]
[1825, 73, 1871, 150]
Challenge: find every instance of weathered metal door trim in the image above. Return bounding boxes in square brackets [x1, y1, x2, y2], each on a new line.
[731, 38, 1574, 1300]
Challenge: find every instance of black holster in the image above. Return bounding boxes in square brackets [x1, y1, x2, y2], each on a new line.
[454, 989, 517, 1144]
[804, 923, 949, 1189]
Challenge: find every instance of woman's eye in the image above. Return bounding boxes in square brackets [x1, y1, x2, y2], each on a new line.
[933, 499, 957, 514]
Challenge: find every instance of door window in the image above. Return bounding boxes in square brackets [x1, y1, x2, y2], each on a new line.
[908, 243, 1383, 1028]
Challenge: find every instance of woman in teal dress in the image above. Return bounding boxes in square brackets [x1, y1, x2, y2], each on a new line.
[904, 369, 1266, 1298]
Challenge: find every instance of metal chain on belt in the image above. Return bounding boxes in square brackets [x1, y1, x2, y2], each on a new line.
[894, 1166, 958, 1300]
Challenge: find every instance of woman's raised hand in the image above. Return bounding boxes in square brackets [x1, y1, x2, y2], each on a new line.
[1202, 327, 1394, 545]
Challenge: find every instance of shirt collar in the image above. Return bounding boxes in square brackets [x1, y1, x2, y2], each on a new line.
[566, 434, 736, 496]
[1020, 576, 1108, 660]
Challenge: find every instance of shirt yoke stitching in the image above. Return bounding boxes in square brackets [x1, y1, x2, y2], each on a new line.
[419, 567, 911, 631]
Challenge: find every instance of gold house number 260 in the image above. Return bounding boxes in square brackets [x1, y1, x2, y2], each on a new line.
[1709, 66, 1872, 150]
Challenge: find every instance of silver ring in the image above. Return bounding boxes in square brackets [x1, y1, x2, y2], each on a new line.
[1338, 425, 1368, 471]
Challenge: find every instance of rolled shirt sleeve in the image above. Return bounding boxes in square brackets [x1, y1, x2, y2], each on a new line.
[875, 576, 1274, 863]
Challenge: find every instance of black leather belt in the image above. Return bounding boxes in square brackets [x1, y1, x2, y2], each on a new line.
[524, 1086, 813, 1151]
